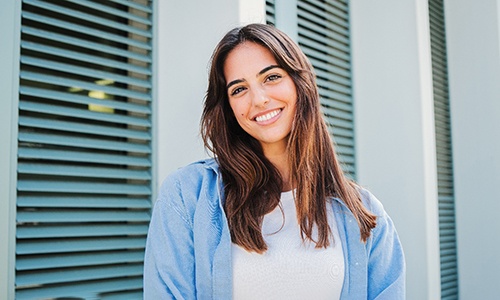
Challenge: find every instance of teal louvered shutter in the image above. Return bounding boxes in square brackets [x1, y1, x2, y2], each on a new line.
[266, 0, 276, 25]
[16, 0, 153, 299]
[297, 0, 355, 178]
[429, 0, 459, 299]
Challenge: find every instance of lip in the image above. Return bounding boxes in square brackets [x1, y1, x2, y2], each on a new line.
[252, 108, 283, 124]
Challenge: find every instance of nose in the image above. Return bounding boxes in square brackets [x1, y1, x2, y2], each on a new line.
[251, 86, 269, 107]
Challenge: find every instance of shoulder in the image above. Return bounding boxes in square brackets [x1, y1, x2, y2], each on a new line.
[357, 186, 404, 255]
[163, 158, 218, 182]
[155, 158, 220, 224]
[358, 187, 387, 218]
[159, 158, 219, 195]
[357, 187, 397, 237]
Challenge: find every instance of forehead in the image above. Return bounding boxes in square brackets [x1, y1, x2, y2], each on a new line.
[223, 42, 278, 79]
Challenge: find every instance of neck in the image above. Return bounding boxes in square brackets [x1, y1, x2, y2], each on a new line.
[262, 142, 292, 192]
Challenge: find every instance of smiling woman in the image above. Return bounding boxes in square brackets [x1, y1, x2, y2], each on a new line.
[144, 23, 406, 300]
[224, 42, 297, 163]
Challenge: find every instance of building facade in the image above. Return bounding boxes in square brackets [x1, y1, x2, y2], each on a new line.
[1, 0, 499, 299]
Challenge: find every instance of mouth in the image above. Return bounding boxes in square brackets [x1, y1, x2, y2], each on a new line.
[254, 108, 282, 122]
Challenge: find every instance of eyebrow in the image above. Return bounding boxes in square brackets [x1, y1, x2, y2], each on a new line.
[226, 65, 281, 90]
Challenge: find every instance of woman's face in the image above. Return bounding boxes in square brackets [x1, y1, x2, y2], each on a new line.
[223, 42, 297, 154]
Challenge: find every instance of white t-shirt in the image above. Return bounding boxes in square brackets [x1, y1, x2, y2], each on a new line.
[232, 190, 345, 300]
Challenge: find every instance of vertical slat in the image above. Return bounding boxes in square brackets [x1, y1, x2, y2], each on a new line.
[297, 0, 355, 178]
[16, 0, 153, 298]
[429, 0, 459, 299]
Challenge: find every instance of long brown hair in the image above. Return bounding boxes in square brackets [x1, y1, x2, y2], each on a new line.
[201, 23, 376, 253]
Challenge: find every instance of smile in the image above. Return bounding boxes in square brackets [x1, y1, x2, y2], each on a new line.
[254, 109, 282, 122]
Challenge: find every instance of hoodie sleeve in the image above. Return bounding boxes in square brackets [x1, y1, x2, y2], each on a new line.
[143, 174, 196, 300]
[363, 190, 406, 300]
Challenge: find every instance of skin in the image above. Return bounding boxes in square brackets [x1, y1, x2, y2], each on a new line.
[224, 42, 298, 191]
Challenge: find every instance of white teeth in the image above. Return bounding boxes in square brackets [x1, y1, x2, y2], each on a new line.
[255, 109, 281, 122]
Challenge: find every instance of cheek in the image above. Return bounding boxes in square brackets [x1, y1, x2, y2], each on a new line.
[272, 82, 297, 102]
[228, 100, 238, 115]
[289, 84, 298, 104]
[229, 101, 248, 119]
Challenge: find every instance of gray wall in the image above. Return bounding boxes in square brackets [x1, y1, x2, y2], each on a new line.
[445, 0, 500, 298]
[350, 1, 441, 299]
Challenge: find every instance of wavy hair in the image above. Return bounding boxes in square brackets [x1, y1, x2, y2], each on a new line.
[201, 23, 376, 253]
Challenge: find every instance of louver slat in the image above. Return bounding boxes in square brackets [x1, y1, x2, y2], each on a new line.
[17, 237, 147, 255]
[18, 147, 151, 166]
[17, 195, 151, 209]
[315, 77, 351, 96]
[313, 62, 350, 86]
[102, 290, 144, 300]
[301, 42, 350, 70]
[19, 102, 151, 127]
[266, 0, 276, 25]
[20, 86, 151, 114]
[15, 277, 143, 300]
[17, 181, 151, 195]
[17, 264, 144, 286]
[17, 224, 149, 239]
[17, 210, 151, 223]
[298, 0, 348, 28]
[298, 7, 349, 36]
[19, 116, 150, 139]
[19, 132, 151, 153]
[16, 250, 146, 270]
[18, 163, 151, 180]
[21, 41, 151, 75]
[16, 0, 153, 298]
[298, 17, 349, 45]
[67, 0, 152, 25]
[22, 26, 151, 62]
[109, 0, 153, 13]
[21, 56, 151, 88]
[22, 12, 151, 50]
[25, 0, 152, 37]
[429, 0, 459, 298]
[20, 71, 151, 101]
[297, 0, 355, 178]
[321, 107, 354, 125]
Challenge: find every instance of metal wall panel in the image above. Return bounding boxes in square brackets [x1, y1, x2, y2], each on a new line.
[16, 0, 153, 298]
[429, 0, 459, 298]
[297, 0, 355, 178]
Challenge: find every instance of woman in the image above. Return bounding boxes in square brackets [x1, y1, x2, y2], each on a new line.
[144, 23, 405, 299]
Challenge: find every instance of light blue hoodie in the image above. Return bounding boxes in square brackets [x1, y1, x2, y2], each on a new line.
[144, 159, 405, 299]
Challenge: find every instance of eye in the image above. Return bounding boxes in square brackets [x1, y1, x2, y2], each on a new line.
[230, 86, 246, 96]
[265, 74, 282, 82]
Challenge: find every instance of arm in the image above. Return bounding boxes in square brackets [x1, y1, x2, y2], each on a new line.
[364, 191, 406, 300]
[143, 175, 196, 299]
